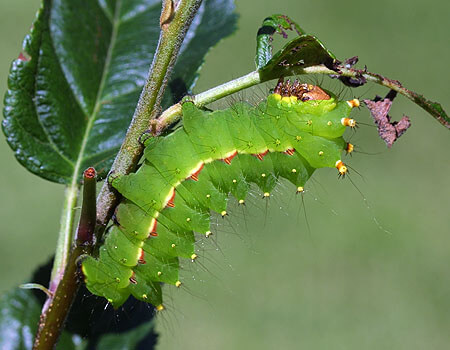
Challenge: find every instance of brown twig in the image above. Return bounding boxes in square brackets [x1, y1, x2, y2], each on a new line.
[34, 168, 97, 350]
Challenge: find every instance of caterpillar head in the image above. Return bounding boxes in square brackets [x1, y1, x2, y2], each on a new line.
[273, 77, 331, 101]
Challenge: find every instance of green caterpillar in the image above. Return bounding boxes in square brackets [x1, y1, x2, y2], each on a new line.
[81, 79, 360, 310]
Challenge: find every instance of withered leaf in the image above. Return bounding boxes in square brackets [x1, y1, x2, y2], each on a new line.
[364, 90, 411, 147]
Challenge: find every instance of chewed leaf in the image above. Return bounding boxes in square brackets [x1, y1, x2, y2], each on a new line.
[255, 14, 305, 69]
[1, 0, 237, 184]
[408, 91, 449, 129]
[258, 35, 336, 80]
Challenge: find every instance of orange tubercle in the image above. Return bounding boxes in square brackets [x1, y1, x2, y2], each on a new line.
[341, 117, 357, 128]
[347, 99, 360, 108]
[346, 143, 354, 154]
[335, 160, 348, 176]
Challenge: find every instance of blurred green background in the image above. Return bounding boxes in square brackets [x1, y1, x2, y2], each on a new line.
[1, 0, 449, 349]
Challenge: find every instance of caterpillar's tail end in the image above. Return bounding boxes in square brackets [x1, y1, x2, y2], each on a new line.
[335, 160, 348, 177]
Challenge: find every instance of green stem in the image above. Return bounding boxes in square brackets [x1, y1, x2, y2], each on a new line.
[156, 64, 450, 132]
[156, 71, 261, 132]
[49, 183, 79, 292]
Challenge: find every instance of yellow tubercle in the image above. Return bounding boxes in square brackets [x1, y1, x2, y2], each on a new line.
[272, 93, 282, 100]
[171, 243, 176, 248]
[238, 199, 245, 205]
[191, 254, 198, 260]
[281, 96, 291, 106]
[263, 192, 270, 197]
[156, 304, 165, 312]
[157, 271, 162, 276]
[205, 231, 212, 237]
[297, 186, 304, 193]
[291, 168, 297, 173]
[221, 210, 227, 217]
[175, 281, 182, 288]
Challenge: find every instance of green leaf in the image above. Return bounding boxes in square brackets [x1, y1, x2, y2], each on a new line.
[0, 286, 157, 350]
[0, 288, 77, 350]
[258, 34, 336, 81]
[2, 0, 237, 184]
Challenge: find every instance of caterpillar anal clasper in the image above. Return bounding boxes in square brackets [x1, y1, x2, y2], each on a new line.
[82, 80, 358, 308]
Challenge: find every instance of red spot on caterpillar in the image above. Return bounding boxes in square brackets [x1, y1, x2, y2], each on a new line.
[167, 190, 175, 208]
[190, 163, 204, 181]
[254, 150, 269, 161]
[18, 52, 29, 62]
[223, 151, 238, 165]
[284, 148, 295, 156]
[129, 272, 137, 284]
[149, 219, 158, 237]
[138, 250, 146, 264]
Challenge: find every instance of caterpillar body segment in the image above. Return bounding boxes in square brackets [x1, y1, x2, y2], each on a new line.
[82, 84, 358, 308]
